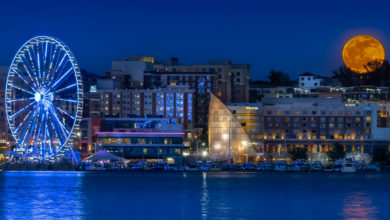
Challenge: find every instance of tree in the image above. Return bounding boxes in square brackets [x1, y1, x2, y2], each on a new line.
[373, 148, 389, 163]
[267, 70, 293, 86]
[289, 147, 307, 161]
[327, 143, 346, 162]
[332, 60, 390, 86]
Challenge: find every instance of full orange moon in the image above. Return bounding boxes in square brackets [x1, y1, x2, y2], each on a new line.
[342, 35, 385, 73]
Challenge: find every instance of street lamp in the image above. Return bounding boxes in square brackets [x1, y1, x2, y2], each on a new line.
[223, 133, 229, 140]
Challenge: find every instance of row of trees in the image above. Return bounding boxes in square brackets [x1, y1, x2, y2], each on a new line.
[289, 143, 390, 164]
[288, 143, 345, 161]
[253, 60, 390, 87]
[332, 60, 390, 86]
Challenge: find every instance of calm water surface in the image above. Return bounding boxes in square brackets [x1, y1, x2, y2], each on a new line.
[0, 171, 389, 219]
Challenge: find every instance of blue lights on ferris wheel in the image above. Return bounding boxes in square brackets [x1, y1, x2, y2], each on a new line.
[5, 36, 83, 159]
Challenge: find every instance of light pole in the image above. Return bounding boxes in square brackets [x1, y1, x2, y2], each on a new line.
[223, 126, 231, 166]
[228, 119, 231, 167]
[195, 136, 199, 161]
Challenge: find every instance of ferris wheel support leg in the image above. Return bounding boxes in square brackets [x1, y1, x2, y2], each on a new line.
[69, 144, 79, 164]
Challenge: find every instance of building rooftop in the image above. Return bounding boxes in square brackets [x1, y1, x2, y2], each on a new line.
[261, 97, 344, 105]
[300, 72, 315, 77]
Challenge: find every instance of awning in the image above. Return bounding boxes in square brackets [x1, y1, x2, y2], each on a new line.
[82, 150, 124, 161]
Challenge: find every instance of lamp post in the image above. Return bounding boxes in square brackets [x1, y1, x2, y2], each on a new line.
[195, 136, 199, 162]
[223, 126, 231, 166]
[228, 119, 232, 167]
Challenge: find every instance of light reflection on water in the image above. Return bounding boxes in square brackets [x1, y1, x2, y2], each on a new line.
[201, 172, 209, 220]
[0, 171, 85, 219]
[0, 171, 389, 219]
[342, 192, 378, 220]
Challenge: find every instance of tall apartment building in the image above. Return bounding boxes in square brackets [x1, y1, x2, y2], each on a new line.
[144, 70, 215, 129]
[155, 59, 250, 103]
[0, 66, 10, 147]
[109, 57, 155, 88]
[148, 59, 250, 131]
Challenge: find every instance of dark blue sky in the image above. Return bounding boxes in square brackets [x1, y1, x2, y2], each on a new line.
[0, 0, 389, 80]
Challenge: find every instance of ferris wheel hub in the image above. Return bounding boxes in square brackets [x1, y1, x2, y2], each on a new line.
[34, 92, 42, 102]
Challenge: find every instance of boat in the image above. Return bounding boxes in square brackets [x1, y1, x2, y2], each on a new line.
[295, 159, 308, 172]
[131, 161, 145, 171]
[309, 161, 324, 172]
[202, 161, 212, 171]
[367, 162, 380, 172]
[324, 163, 334, 172]
[185, 164, 201, 171]
[165, 164, 179, 171]
[341, 158, 356, 173]
[241, 163, 256, 171]
[209, 163, 222, 171]
[287, 163, 296, 172]
[273, 160, 288, 172]
[260, 161, 274, 172]
[355, 162, 366, 172]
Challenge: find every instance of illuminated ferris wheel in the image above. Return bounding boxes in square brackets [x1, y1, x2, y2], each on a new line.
[5, 36, 83, 159]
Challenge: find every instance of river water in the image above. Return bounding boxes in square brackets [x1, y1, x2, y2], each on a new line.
[0, 171, 389, 219]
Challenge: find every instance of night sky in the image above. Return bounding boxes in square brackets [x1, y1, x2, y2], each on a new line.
[0, 0, 389, 80]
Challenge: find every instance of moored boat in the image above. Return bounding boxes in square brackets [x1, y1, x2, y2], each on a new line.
[341, 158, 356, 173]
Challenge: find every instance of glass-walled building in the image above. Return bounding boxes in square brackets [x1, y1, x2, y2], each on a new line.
[208, 94, 259, 163]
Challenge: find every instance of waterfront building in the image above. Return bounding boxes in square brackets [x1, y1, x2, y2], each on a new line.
[91, 117, 185, 163]
[209, 94, 390, 162]
[89, 84, 194, 131]
[208, 94, 259, 163]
